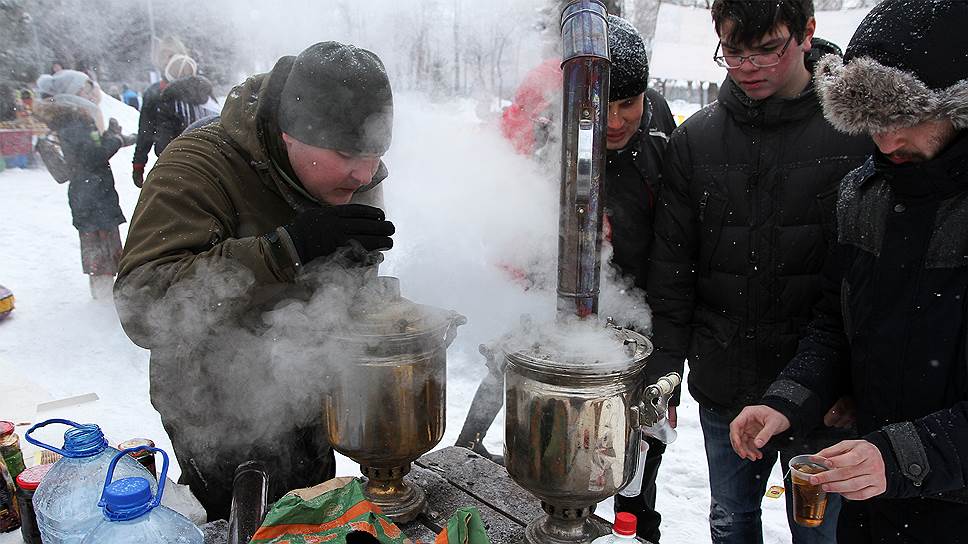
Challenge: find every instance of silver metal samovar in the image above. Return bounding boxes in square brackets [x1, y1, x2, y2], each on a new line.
[504, 324, 679, 544]
[503, 2, 681, 543]
[323, 276, 465, 522]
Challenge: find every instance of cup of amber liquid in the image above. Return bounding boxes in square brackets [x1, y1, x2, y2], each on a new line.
[788, 454, 831, 528]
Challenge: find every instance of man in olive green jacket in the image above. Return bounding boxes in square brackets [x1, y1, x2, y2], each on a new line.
[115, 42, 396, 519]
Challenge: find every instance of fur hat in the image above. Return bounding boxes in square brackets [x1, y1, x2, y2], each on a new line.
[815, 0, 968, 135]
[608, 15, 649, 102]
[277, 42, 393, 156]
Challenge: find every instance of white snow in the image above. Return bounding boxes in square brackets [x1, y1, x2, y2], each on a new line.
[0, 93, 792, 543]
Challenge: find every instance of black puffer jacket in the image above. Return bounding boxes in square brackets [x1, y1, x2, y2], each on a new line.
[38, 101, 126, 232]
[646, 44, 871, 412]
[605, 88, 677, 292]
[132, 76, 215, 169]
[763, 133, 968, 505]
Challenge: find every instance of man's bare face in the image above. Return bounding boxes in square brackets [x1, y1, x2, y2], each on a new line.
[606, 93, 645, 150]
[871, 120, 958, 165]
[282, 133, 381, 205]
[718, 20, 815, 101]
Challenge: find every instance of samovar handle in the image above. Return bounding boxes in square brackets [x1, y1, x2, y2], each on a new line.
[443, 313, 468, 348]
[636, 372, 682, 428]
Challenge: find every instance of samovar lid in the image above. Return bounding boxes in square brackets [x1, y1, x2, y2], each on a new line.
[332, 276, 465, 350]
[505, 320, 652, 378]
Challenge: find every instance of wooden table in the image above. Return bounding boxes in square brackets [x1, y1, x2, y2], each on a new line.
[399, 446, 614, 544]
[203, 446, 627, 544]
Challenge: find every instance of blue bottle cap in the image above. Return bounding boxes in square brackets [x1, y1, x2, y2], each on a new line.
[102, 477, 154, 521]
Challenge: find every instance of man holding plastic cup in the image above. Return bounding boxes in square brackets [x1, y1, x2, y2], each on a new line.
[730, 0, 968, 540]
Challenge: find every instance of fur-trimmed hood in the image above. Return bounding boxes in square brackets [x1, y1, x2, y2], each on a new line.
[815, 54, 968, 135]
[814, 0, 968, 135]
[35, 94, 104, 132]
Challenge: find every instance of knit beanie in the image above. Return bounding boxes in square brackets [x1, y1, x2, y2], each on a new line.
[277, 42, 393, 155]
[608, 15, 649, 102]
[164, 54, 198, 81]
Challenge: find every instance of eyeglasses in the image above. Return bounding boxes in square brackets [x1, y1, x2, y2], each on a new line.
[713, 34, 795, 69]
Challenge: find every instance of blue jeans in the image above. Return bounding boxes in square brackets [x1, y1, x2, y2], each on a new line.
[699, 406, 843, 544]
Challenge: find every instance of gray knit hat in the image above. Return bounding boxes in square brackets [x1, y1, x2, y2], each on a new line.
[608, 15, 649, 102]
[278, 42, 393, 155]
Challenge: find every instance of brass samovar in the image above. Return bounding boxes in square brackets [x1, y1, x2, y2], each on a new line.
[323, 276, 465, 522]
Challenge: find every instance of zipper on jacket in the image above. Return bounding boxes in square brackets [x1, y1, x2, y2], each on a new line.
[699, 190, 710, 222]
[840, 279, 852, 341]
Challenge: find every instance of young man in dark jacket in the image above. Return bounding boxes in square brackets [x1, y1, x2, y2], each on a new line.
[731, 1, 968, 541]
[600, 16, 677, 544]
[131, 55, 215, 188]
[455, 23, 675, 541]
[645, 1, 871, 542]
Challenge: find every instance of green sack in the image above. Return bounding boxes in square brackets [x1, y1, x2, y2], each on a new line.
[250, 478, 411, 544]
[250, 478, 491, 544]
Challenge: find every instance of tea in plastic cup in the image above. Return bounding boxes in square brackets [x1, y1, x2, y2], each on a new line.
[788, 454, 831, 528]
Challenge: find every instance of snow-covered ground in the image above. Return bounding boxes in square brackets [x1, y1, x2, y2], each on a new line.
[0, 93, 790, 542]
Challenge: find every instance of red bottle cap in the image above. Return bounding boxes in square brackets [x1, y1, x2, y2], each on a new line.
[0, 421, 13, 437]
[16, 464, 54, 491]
[613, 512, 637, 536]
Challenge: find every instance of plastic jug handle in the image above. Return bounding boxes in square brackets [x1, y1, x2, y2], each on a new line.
[24, 418, 85, 457]
[99, 446, 170, 510]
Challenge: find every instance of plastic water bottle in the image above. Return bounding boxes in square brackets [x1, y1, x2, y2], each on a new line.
[591, 512, 639, 544]
[81, 446, 203, 543]
[25, 419, 156, 544]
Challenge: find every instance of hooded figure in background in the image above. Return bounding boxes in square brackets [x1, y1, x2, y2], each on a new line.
[132, 54, 219, 188]
[115, 41, 394, 520]
[732, 1, 968, 540]
[34, 69, 135, 299]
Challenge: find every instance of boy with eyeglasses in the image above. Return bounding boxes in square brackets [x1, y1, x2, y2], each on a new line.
[644, 1, 870, 542]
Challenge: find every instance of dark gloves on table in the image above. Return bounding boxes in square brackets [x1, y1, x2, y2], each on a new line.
[283, 204, 395, 264]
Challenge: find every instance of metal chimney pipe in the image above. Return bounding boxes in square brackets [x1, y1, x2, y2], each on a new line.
[557, 0, 610, 319]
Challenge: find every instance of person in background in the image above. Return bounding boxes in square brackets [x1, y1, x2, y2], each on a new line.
[457, 18, 677, 542]
[730, 0, 968, 541]
[132, 54, 215, 188]
[644, 1, 871, 542]
[34, 70, 135, 299]
[598, 16, 678, 543]
[121, 84, 140, 110]
[114, 42, 394, 520]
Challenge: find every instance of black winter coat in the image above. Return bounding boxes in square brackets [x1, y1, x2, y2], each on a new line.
[132, 80, 164, 168]
[646, 51, 871, 411]
[43, 103, 126, 232]
[605, 88, 677, 292]
[133, 77, 216, 168]
[764, 133, 968, 507]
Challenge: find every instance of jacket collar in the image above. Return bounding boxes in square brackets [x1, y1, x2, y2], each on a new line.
[719, 75, 818, 128]
[873, 130, 968, 199]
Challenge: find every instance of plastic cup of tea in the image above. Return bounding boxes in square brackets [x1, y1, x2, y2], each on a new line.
[788, 454, 831, 528]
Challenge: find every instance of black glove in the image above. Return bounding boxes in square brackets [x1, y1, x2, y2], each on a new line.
[283, 204, 395, 264]
[132, 168, 144, 188]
